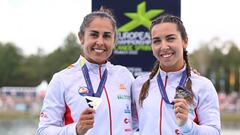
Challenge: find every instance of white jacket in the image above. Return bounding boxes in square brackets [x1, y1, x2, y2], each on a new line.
[37, 56, 135, 135]
[132, 67, 221, 135]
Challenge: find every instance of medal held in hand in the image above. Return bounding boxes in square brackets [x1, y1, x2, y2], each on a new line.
[174, 86, 192, 101]
[174, 86, 193, 126]
[80, 64, 107, 110]
[85, 96, 102, 110]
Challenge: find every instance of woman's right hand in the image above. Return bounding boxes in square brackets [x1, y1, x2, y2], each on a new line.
[76, 108, 95, 135]
[174, 98, 189, 126]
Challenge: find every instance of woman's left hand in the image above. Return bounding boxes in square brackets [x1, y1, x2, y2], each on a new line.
[174, 98, 189, 126]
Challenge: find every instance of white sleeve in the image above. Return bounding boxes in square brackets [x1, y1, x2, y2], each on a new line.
[180, 79, 221, 135]
[36, 73, 77, 135]
[131, 77, 142, 132]
[131, 94, 139, 132]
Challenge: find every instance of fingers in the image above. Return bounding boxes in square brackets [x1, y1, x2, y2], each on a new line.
[76, 108, 95, 135]
[174, 99, 188, 114]
[174, 98, 188, 108]
[82, 107, 96, 114]
[174, 99, 189, 126]
[80, 108, 95, 120]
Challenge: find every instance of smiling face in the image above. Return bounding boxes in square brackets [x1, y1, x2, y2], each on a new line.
[79, 17, 115, 64]
[151, 22, 188, 72]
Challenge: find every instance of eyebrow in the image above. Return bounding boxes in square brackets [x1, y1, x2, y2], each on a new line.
[89, 30, 113, 35]
[166, 34, 176, 38]
[152, 34, 176, 40]
[152, 37, 161, 40]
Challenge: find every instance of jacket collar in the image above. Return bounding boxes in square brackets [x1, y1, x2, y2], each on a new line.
[159, 65, 186, 78]
[78, 55, 108, 74]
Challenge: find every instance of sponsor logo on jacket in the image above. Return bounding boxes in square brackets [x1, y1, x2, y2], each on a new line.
[124, 117, 130, 124]
[124, 104, 131, 113]
[40, 112, 48, 119]
[123, 117, 132, 132]
[117, 94, 130, 100]
[119, 83, 126, 90]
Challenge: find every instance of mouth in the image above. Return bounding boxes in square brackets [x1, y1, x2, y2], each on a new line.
[92, 48, 106, 53]
[160, 52, 174, 58]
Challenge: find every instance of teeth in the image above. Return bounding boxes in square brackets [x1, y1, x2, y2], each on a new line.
[162, 53, 172, 58]
[93, 48, 104, 53]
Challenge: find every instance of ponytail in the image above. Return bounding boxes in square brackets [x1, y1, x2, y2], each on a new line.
[183, 49, 194, 103]
[139, 61, 159, 106]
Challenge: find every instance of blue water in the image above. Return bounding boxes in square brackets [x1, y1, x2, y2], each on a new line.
[0, 119, 239, 135]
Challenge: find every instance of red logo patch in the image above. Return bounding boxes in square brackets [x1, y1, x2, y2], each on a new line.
[124, 118, 130, 124]
[78, 87, 89, 94]
[40, 112, 48, 118]
[175, 129, 180, 135]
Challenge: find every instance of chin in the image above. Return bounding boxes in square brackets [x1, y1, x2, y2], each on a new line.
[95, 59, 107, 64]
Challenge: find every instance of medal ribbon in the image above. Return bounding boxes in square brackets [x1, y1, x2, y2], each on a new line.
[157, 69, 188, 105]
[81, 58, 108, 97]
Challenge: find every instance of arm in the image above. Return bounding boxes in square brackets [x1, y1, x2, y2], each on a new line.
[180, 80, 221, 135]
[131, 100, 139, 132]
[131, 78, 140, 133]
[37, 74, 77, 135]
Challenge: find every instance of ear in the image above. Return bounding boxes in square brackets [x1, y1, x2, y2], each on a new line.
[78, 32, 84, 44]
[183, 37, 188, 49]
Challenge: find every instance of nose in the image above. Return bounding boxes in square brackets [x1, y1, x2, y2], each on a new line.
[161, 40, 169, 50]
[96, 36, 104, 45]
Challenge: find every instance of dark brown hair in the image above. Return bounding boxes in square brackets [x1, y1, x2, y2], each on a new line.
[79, 6, 117, 42]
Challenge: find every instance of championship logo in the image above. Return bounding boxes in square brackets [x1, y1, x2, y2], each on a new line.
[92, 0, 180, 77]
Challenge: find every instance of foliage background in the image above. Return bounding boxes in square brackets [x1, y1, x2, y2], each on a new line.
[0, 34, 240, 94]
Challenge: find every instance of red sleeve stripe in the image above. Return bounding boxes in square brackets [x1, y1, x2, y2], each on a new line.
[64, 103, 74, 125]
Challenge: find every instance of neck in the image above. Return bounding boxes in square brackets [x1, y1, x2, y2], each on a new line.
[85, 57, 107, 65]
[160, 63, 185, 73]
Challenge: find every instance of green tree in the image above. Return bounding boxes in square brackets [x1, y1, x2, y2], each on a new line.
[43, 33, 81, 81]
[0, 42, 23, 86]
[17, 54, 45, 86]
[190, 40, 240, 94]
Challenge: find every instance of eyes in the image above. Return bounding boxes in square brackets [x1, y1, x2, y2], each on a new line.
[152, 36, 176, 45]
[89, 31, 113, 40]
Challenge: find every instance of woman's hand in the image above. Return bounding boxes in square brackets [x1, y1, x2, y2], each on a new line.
[174, 98, 189, 126]
[76, 108, 95, 135]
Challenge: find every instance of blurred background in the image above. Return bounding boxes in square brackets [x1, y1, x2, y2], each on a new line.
[0, 0, 240, 135]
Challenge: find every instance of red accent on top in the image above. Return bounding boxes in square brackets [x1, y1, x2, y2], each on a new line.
[193, 107, 199, 125]
[159, 99, 163, 135]
[160, 75, 168, 135]
[64, 103, 74, 125]
[175, 129, 180, 135]
[99, 66, 112, 135]
[104, 87, 112, 135]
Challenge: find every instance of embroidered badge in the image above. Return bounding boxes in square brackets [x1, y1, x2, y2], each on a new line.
[78, 86, 89, 96]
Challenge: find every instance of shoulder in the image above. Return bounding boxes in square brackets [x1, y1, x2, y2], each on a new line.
[108, 63, 129, 72]
[191, 73, 214, 87]
[190, 73, 217, 97]
[53, 63, 81, 81]
[108, 63, 134, 80]
[133, 73, 150, 87]
[131, 73, 150, 101]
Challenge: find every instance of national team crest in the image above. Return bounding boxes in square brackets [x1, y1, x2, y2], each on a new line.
[78, 86, 89, 96]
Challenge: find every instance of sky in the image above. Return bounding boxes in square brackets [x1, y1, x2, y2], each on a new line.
[0, 0, 240, 55]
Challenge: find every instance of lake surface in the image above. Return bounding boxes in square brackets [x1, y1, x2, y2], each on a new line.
[0, 119, 239, 135]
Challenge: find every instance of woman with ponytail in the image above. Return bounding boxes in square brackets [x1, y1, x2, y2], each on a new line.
[132, 14, 220, 135]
